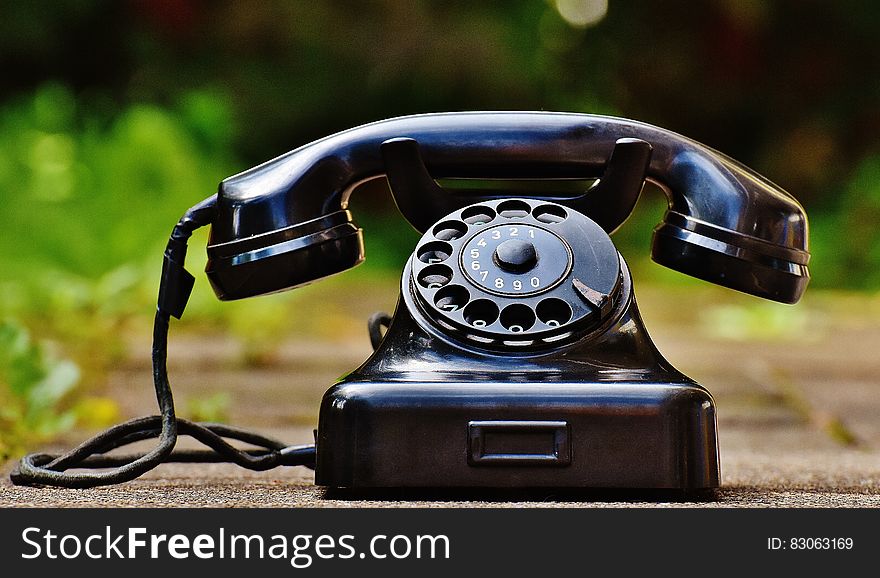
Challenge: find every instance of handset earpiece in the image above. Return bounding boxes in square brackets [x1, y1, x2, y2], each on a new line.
[205, 208, 364, 300]
[649, 150, 809, 303]
[204, 112, 809, 303]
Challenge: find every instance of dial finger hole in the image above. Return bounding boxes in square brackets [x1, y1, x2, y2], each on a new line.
[500, 303, 536, 332]
[417, 241, 453, 264]
[432, 220, 468, 241]
[417, 264, 454, 289]
[461, 205, 496, 226]
[463, 299, 500, 328]
[536, 298, 572, 327]
[533, 204, 568, 224]
[497, 200, 531, 219]
[434, 285, 469, 312]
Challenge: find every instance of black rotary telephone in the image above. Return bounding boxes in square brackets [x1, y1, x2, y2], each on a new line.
[12, 112, 810, 491]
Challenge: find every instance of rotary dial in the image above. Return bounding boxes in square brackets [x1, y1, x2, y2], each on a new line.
[407, 199, 623, 349]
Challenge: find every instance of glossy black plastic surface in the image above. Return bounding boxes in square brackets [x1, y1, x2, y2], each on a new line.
[205, 112, 809, 303]
[316, 263, 720, 489]
[206, 210, 363, 299]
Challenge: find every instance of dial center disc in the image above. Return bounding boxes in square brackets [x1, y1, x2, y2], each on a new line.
[494, 239, 538, 273]
[460, 224, 571, 297]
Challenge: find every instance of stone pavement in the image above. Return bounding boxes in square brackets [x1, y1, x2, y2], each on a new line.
[2, 285, 879, 507]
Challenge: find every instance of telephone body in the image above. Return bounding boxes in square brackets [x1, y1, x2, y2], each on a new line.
[205, 112, 809, 490]
[12, 112, 810, 491]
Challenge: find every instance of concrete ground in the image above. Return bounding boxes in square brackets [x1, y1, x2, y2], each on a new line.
[2, 284, 879, 507]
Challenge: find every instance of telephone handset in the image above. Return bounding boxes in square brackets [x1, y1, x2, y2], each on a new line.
[13, 112, 810, 491]
[206, 112, 808, 304]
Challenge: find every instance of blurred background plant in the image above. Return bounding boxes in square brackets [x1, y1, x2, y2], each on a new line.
[1, 0, 878, 454]
[0, 320, 120, 459]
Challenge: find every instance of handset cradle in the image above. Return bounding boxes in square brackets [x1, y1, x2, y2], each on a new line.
[379, 135, 653, 234]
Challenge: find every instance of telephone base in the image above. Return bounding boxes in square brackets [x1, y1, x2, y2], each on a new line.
[315, 381, 719, 490]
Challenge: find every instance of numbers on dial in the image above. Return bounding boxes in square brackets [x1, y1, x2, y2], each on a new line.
[460, 224, 567, 297]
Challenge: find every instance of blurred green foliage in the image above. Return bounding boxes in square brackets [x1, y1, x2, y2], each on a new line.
[811, 154, 880, 289]
[185, 392, 231, 424]
[0, 320, 79, 458]
[0, 1, 879, 449]
[0, 82, 236, 283]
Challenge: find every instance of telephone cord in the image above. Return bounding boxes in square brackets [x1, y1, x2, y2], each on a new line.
[10, 198, 316, 488]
